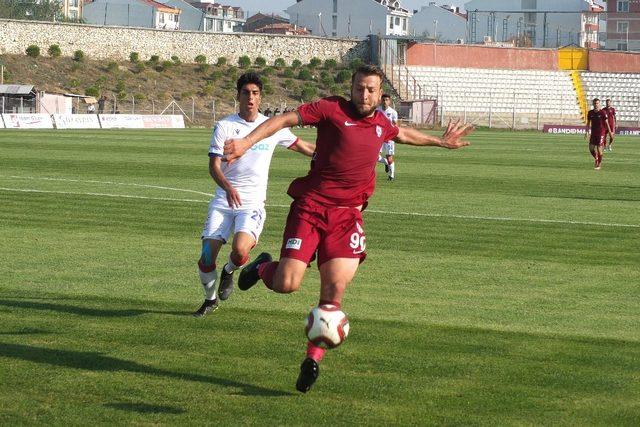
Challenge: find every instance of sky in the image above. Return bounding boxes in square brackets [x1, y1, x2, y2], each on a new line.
[231, 1, 467, 17]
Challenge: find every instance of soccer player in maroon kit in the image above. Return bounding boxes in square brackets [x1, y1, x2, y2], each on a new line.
[586, 98, 614, 170]
[224, 65, 473, 392]
[603, 99, 616, 152]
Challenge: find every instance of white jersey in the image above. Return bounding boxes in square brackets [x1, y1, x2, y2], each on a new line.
[377, 106, 398, 142]
[208, 113, 298, 209]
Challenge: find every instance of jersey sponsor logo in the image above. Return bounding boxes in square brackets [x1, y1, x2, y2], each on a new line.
[286, 238, 302, 250]
[344, 121, 357, 127]
[250, 143, 271, 151]
[376, 125, 382, 138]
[234, 128, 240, 134]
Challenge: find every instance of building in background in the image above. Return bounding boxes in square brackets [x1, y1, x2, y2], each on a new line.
[188, 1, 245, 32]
[286, 0, 412, 38]
[411, 2, 467, 42]
[605, 0, 640, 50]
[463, 0, 603, 48]
[254, 23, 310, 35]
[84, 0, 181, 30]
[60, 0, 83, 21]
[243, 12, 289, 32]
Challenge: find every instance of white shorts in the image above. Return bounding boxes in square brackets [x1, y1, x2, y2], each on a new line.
[201, 204, 266, 243]
[381, 141, 395, 156]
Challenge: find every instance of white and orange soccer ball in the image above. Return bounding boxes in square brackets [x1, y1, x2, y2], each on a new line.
[305, 304, 350, 349]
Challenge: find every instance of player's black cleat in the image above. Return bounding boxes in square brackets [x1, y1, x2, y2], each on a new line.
[238, 252, 272, 291]
[296, 357, 319, 393]
[193, 299, 218, 317]
[218, 268, 235, 301]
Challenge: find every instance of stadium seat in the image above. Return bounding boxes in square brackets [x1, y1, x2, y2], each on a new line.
[385, 66, 583, 127]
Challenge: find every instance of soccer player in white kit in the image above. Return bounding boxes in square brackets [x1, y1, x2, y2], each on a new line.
[376, 94, 398, 181]
[194, 72, 314, 317]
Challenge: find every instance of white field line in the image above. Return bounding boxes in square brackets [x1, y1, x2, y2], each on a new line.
[0, 182, 638, 229]
[2, 175, 212, 197]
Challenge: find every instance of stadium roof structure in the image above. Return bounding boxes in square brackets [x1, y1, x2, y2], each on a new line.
[0, 85, 36, 97]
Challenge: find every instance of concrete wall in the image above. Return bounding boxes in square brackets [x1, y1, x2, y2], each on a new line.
[406, 43, 559, 70]
[588, 50, 640, 72]
[0, 19, 368, 64]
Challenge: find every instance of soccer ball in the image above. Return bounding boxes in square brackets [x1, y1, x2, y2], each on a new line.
[305, 304, 350, 349]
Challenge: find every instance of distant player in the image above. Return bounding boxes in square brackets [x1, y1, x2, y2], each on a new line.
[194, 72, 314, 317]
[585, 98, 613, 170]
[602, 99, 616, 151]
[376, 94, 398, 181]
[224, 65, 473, 392]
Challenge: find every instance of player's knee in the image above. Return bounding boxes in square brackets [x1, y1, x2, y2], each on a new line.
[274, 271, 302, 293]
[229, 249, 249, 267]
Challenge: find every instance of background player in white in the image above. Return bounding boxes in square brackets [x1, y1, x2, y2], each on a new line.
[194, 72, 314, 317]
[376, 94, 398, 181]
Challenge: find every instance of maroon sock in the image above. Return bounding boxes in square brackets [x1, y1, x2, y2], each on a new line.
[306, 341, 326, 362]
[258, 261, 278, 290]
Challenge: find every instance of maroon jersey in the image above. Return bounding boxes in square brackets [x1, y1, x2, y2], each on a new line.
[292, 96, 399, 207]
[588, 109, 608, 136]
[603, 106, 616, 128]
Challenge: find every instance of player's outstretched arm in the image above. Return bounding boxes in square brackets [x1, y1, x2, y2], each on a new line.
[394, 119, 473, 149]
[224, 112, 300, 164]
[209, 156, 241, 208]
[289, 139, 315, 157]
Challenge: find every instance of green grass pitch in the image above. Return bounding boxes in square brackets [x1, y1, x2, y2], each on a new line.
[0, 128, 639, 425]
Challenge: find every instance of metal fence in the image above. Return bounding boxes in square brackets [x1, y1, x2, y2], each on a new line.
[462, 11, 640, 52]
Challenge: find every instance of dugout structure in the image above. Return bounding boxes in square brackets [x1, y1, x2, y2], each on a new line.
[398, 99, 437, 127]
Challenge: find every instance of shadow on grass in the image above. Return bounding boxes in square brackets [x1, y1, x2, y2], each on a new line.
[104, 402, 186, 414]
[0, 328, 50, 335]
[0, 299, 191, 318]
[0, 342, 293, 397]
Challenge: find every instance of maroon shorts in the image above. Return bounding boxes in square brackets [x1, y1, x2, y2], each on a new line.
[280, 200, 366, 267]
[590, 133, 605, 146]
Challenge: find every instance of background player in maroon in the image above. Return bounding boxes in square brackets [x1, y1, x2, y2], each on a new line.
[586, 98, 613, 170]
[603, 99, 616, 151]
[224, 65, 473, 393]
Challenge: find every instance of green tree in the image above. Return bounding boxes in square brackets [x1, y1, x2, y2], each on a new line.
[238, 55, 251, 69]
[48, 44, 61, 58]
[25, 45, 40, 58]
[73, 50, 85, 62]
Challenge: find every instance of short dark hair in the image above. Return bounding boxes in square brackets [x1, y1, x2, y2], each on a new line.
[351, 64, 385, 85]
[606, 98, 611, 102]
[237, 72, 263, 94]
[381, 94, 391, 100]
[593, 98, 600, 103]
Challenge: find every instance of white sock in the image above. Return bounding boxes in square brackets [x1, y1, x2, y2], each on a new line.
[377, 155, 389, 165]
[224, 254, 247, 274]
[389, 162, 395, 178]
[198, 268, 217, 300]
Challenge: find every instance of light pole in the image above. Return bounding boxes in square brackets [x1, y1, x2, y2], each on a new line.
[626, 26, 630, 51]
[433, 19, 438, 42]
[503, 15, 510, 42]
